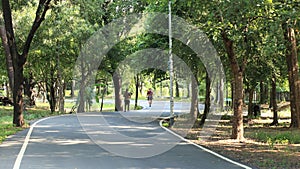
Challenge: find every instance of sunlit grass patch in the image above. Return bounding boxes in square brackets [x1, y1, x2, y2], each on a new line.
[0, 117, 23, 144]
[246, 129, 300, 146]
[0, 104, 57, 143]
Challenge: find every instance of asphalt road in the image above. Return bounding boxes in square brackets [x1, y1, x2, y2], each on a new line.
[0, 101, 251, 169]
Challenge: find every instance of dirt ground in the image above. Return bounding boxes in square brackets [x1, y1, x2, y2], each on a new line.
[174, 120, 300, 169]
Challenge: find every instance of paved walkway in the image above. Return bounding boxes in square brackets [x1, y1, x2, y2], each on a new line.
[0, 101, 251, 169]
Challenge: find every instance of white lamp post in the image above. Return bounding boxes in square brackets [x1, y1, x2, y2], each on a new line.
[168, 0, 174, 125]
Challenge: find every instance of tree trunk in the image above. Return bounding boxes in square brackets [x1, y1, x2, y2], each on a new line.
[160, 81, 163, 97]
[232, 72, 244, 140]
[175, 78, 180, 98]
[222, 31, 245, 141]
[270, 75, 278, 126]
[100, 83, 107, 112]
[58, 82, 66, 113]
[77, 84, 85, 113]
[134, 74, 139, 109]
[2, 1, 24, 127]
[231, 79, 235, 109]
[46, 78, 57, 113]
[269, 83, 273, 109]
[0, 26, 14, 91]
[13, 67, 25, 126]
[24, 73, 36, 106]
[112, 72, 123, 111]
[219, 77, 224, 111]
[247, 88, 254, 118]
[282, 23, 300, 128]
[57, 52, 65, 113]
[190, 74, 199, 121]
[78, 55, 86, 113]
[260, 81, 268, 104]
[200, 72, 211, 126]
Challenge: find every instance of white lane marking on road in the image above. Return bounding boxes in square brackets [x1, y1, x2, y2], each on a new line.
[159, 121, 252, 169]
[13, 117, 53, 169]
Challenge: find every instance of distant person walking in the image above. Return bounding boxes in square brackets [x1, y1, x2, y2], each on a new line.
[146, 88, 153, 107]
[124, 89, 131, 112]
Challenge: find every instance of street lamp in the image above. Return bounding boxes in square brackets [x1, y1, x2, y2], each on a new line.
[168, 0, 174, 125]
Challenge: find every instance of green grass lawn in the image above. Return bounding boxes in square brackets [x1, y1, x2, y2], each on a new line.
[0, 104, 58, 144]
[0, 107, 22, 143]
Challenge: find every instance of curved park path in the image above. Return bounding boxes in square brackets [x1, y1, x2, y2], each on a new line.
[0, 101, 251, 169]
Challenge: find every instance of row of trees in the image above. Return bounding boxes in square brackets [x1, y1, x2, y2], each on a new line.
[0, 0, 299, 141]
[172, 0, 300, 140]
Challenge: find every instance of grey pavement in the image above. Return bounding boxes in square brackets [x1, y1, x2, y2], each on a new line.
[0, 101, 251, 169]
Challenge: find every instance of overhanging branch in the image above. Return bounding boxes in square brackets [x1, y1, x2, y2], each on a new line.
[22, 0, 52, 64]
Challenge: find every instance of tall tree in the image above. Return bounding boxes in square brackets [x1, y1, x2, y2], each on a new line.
[200, 71, 211, 126]
[221, 30, 245, 141]
[31, 0, 93, 113]
[282, 21, 300, 128]
[274, 1, 300, 128]
[260, 16, 287, 126]
[205, 0, 271, 141]
[270, 74, 278, 126]
[1, 0, 51, 126]
[0, 25, 13, 93]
